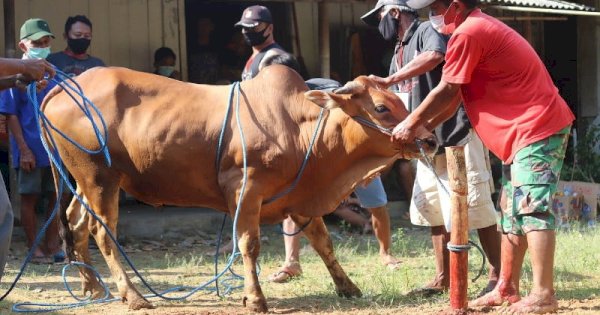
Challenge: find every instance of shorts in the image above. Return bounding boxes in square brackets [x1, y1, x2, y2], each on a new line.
[499, 126, 570, 235]
[410, 130, 497, 230]
[17, 166, 55, 194]
[354, 176, 387, 208]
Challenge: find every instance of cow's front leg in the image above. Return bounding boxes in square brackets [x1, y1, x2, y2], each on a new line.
[233, 198, 267, 313]
[290, 215, 362, 298]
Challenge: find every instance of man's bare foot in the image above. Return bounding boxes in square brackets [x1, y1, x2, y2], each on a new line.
[469, 287, 521, 308]
[380, 253, 401, 270]
[500, 292, 558, 314]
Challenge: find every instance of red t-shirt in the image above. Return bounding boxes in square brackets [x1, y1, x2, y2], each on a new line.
[442, 9, 574, 164]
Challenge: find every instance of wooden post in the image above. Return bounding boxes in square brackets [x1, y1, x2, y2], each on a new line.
[318, 1, 330, 78]
[446, 146, 469, 312]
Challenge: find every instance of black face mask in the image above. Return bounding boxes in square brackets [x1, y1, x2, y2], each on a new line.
[378, 12, 399, 41]
[243, 27, 268, 47]
[68, 38, 91, 54]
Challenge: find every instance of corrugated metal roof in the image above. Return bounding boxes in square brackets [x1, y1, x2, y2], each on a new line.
[481, 0, 595, 11]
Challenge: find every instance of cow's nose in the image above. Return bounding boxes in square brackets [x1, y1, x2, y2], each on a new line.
[416, 137, 439, 158]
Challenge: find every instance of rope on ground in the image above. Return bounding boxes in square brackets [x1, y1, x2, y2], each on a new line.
[7, 76, 248, 312]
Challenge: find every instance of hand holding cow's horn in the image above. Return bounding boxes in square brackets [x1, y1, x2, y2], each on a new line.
[367, 74, 392, 88]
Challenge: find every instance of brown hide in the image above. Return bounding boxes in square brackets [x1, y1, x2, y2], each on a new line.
[41, 65, 436, 311]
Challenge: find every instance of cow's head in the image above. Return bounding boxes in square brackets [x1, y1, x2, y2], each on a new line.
[304, 76, 437, 159]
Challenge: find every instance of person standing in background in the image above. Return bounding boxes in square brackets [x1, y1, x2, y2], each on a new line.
[48, 15, 105, 76]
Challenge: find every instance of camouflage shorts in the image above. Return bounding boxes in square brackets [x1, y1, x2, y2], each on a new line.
[499, 126, 570, 235]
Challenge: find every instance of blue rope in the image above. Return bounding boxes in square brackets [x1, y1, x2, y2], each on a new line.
[6, 76, 247, 312]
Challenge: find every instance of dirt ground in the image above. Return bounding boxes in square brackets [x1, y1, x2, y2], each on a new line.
[1, 227, 600, 315]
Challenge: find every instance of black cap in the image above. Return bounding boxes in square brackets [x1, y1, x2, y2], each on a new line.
[235, 5, 273, 28]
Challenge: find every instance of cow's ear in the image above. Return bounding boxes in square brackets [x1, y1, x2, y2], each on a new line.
[305, 90, 340, 109]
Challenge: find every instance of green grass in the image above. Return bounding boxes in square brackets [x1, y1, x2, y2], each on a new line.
[1, 223, 600, 314]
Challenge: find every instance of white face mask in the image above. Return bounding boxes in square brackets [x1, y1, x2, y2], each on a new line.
[429, 11, 444, 33]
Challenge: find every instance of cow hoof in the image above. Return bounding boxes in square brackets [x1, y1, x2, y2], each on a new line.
[243, 296, 268, 313]
[128, 297, 154, 310]
[337, 283, 362, 298]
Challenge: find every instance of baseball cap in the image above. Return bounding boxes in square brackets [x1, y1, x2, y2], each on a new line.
[406, 0, 436, 9]
[20, 18, 55, 40]
[234, 5, 273, 28]
[361, 0, 417, 26]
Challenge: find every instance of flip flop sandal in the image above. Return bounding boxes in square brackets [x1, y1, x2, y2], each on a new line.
[407, 286, 446, 298]
[267, 266, 302, 283]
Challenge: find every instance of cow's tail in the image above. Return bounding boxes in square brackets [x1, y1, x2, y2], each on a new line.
[43, 86, 77, 262]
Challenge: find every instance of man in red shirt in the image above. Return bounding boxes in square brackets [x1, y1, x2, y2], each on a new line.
[399, 0, 574, 313]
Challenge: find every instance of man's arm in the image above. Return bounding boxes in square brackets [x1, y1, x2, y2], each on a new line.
[0, 58, 55, 80]
[392, 80, 461, 143]
[424, 90, 462, 130]
[370, 51, 444, 87]
[6, 115, 36, 172]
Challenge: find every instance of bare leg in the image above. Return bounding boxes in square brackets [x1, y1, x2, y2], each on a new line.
[477, 224, 501, 296]
[470, 233, 525, 307]
[506, 230, 557, 314]
[291, 215, 361, 298]
[428, 225, 450, 290]
[333, 204, 368, 227]
[44, 193, 61, 255]
[369, 206, 400, 268]
[268, 217, 302, 283]
[20, 194, 44, 257]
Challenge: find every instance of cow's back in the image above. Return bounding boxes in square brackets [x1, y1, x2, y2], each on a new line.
[42, 66, 313, 211]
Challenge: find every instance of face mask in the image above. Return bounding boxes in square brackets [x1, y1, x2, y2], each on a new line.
[68, 38, 91, 54]
[157, 66, 175, 77]
[243, 27, 268, 47]
[378, 12, 399, 42]
[429, 11, 444, 33]
[27, 46, 51, 59]
[440, 2, 466, 35]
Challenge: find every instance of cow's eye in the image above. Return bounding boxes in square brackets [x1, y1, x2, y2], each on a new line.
[374, 104, 389, 113]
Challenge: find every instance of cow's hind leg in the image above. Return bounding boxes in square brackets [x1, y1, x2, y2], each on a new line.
[290, 215, 362, 298]
[231, 197, 268, 312]
[61, 190, 112, 300]
[81, 180, 152, 310]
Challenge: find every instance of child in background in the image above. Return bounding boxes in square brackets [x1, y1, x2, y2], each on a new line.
[153, 47, 181, 80]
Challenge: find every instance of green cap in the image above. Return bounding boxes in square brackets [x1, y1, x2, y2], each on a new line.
[20, 18, 55, 40]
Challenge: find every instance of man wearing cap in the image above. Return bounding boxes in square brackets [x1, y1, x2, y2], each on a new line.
[362, 0, 501, 298]
[235, 5, 293, 81]
[48, 15, 105, 77]
[0, 50, 56, 281]
[0, 18, 63, 265]
[393, 0, 574, 313]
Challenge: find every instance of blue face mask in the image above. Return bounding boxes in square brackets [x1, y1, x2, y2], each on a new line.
[27, 46, 51, 59]
[157, 66, 175, 77]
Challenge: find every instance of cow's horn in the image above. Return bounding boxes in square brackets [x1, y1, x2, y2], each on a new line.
[333, 82, 365, 95]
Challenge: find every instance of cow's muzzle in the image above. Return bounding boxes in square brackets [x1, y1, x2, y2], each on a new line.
[399, 135, 438, 160]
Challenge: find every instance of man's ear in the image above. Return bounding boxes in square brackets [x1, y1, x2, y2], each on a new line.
[17, 41, 28, 54]
[305, 90, 342, 109]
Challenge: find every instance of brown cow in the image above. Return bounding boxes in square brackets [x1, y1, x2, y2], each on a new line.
[41, 65, 436, 312]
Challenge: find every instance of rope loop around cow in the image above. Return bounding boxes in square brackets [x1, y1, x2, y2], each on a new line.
[6, 79, 250, 312]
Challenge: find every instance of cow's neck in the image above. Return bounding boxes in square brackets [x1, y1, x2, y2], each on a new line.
[292, 99, 398, 214]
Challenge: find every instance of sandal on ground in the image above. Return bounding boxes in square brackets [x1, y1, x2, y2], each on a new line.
[407, 285, 446, 298]
[267, 264, 302, 283]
